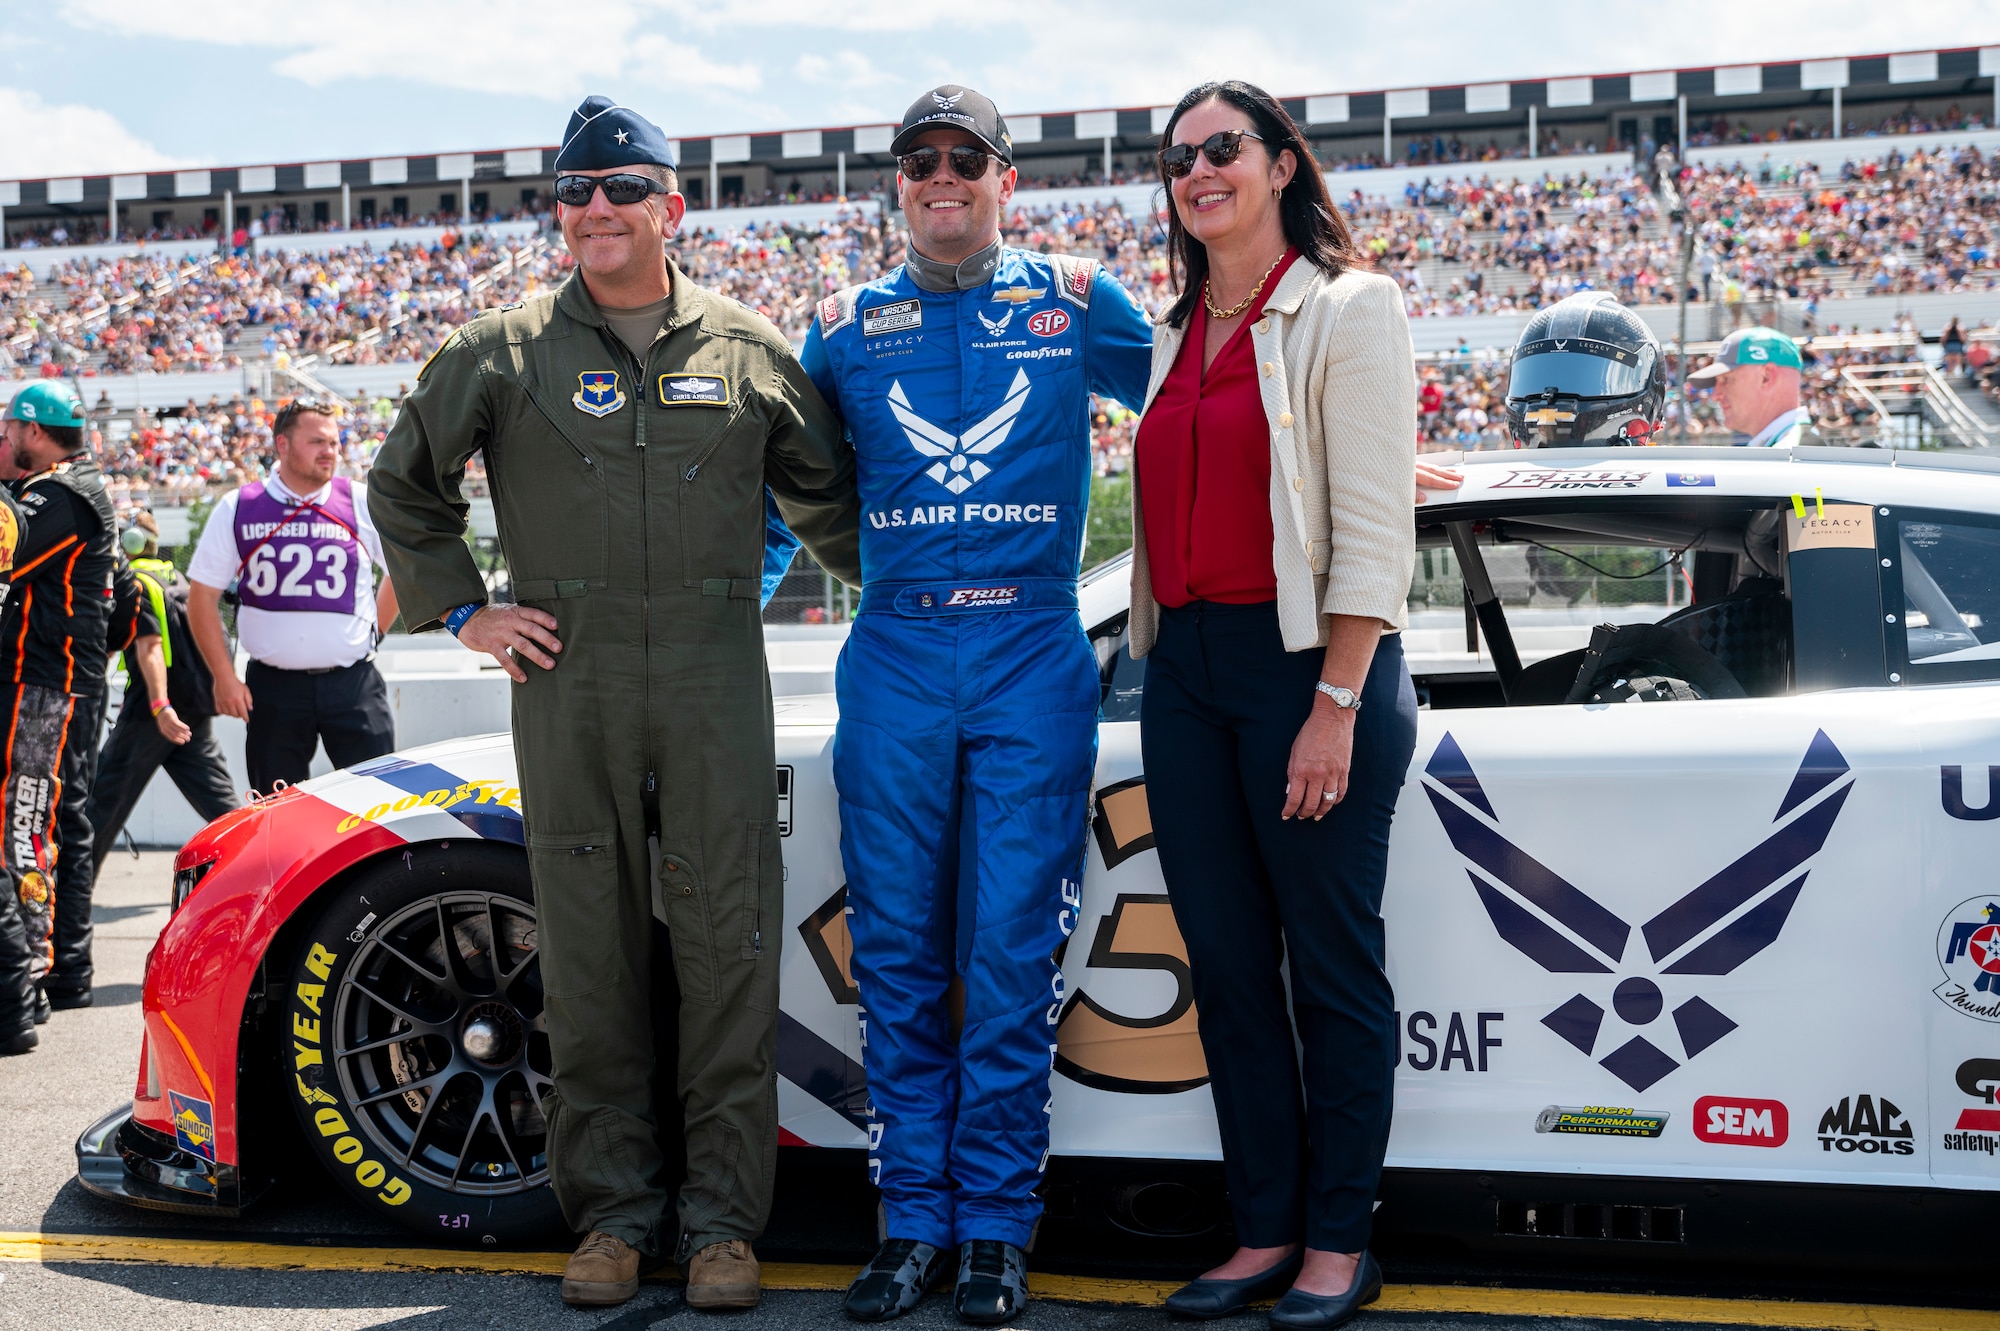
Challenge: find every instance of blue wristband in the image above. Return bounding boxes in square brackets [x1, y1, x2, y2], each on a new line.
[444, 602, 483, 637]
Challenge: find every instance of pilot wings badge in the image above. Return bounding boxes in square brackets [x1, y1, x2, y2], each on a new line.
[1424, 729, 1852, 1092]
[887, 368, 1031, 496]
[573, 371, 626, 417]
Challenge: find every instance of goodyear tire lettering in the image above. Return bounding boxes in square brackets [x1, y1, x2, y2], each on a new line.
[288, 934, 416, 1224]
[282, 844, 556, 1241]
[305, 944, 338, 982]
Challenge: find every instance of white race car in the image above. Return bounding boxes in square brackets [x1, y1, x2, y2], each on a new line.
[81, 445, 2000, 1265]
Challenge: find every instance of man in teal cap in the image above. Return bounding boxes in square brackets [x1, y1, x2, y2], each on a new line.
[0, 380, 112, 1053]
[1688, 327, 1819, 447]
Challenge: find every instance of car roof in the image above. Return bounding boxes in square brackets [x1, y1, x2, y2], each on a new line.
[1421, 446, 2000, 515]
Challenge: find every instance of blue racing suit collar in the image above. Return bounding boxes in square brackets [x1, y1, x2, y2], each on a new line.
[905, 238, 1004, 293]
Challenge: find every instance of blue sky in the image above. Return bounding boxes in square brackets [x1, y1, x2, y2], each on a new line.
[1, 0, 1995, 177]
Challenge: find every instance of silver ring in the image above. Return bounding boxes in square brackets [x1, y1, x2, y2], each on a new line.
[1321, 791, 1337, 802]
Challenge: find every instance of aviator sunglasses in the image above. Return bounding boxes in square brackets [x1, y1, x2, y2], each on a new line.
[896, 145, 996, 182]
[1158, 129, 1268, 179]
[554, 173, 673, 207]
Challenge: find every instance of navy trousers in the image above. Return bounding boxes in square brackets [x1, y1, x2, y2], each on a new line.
[1140, 601, 1418, 1252]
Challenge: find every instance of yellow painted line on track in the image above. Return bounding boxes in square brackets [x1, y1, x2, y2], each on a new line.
[3, 1232, 1997, 1329]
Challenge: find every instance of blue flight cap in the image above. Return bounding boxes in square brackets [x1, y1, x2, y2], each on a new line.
[554, 95, 678, 173]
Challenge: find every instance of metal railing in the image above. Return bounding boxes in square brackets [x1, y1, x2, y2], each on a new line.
[1839, 361, 1997, 449]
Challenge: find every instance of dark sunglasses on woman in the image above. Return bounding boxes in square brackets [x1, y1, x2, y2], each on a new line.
[1158, 129, 1268, 179]
[896, 145, 995, 182]
[553, 173, 672, 206]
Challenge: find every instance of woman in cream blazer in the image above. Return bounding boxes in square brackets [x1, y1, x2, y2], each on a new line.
[1132, 81, 1419, 1330]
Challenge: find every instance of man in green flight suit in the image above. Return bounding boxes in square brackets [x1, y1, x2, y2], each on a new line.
[367, 97, 860, 1312]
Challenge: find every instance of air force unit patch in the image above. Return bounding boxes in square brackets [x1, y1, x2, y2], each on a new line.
[572, 371, 627, 417]
[659, 374, 730, 406]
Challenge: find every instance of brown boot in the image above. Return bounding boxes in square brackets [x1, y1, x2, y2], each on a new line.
[561, 1230, 644, 1307]
[684, 1238, 761, 1310]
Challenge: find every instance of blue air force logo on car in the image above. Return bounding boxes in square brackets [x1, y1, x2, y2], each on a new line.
[887, 368, 1032, 496]
[1423, 729, 1852, 1092]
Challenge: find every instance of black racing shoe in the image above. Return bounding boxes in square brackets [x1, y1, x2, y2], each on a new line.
[46, 987, 91, 1010]
[0, 1027, 35, 1055]
[953, 1240, 1027, 1326]
[844, 1238, 948, 1321]
[32, 987, 50, 1025]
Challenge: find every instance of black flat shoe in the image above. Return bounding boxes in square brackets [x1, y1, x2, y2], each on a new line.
[32, 988, 50, 1025]
[1164, 1250, 1304, 1319]
[953, 1240, 1027, 1325]
[0, 1027, 35, 1056]
[46, 987, 91, 1010]
[844, 1238, 948, 1322]
[1267, 1251, 1382, 1330]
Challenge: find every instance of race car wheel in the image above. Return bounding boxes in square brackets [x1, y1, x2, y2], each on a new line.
[282, 843, 564, 1243]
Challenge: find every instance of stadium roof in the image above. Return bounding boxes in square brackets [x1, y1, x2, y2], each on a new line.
[3, 42, 1997, 212]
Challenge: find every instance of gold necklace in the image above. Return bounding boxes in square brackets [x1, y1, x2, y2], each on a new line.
[1203, 252, 1286, 321]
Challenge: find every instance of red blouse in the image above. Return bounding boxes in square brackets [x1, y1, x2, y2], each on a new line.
[1136, 249, 1302, 607]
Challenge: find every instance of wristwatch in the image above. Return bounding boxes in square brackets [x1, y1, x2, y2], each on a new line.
[1315, 681, 1362, 711]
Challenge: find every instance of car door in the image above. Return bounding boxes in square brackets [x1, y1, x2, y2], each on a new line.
[1388, 493, 1935, 1187]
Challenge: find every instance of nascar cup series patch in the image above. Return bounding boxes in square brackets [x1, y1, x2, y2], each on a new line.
[572, 371, 627, 417]
[658, 374, 729, 406]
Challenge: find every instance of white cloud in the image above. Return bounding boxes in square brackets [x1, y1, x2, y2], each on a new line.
[0, 86, 189, 177]
[31, 0, 2000, 162]
[61, 0, 758, 101]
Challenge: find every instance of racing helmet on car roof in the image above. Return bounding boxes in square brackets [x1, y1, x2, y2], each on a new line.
[1505, 291, 1667, 448]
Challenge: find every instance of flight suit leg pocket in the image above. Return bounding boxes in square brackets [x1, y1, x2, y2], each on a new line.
[528, 831, 624, 999]
[743, 819, 782, 1014]
[659, 850, 718, 1007]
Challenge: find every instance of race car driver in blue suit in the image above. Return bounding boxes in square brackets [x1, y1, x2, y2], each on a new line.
[801, 85, 1152, 1325]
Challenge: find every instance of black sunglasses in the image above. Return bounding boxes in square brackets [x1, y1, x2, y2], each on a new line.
[1159, 129, 1268, 179]
[896, 145, 996, 183]
[554, 173, 672, 207]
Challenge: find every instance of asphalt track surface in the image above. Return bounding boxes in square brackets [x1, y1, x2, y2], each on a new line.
[3, 852, 1997, 1331]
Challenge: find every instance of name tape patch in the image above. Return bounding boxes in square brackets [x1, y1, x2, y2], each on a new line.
[658, 374, 730, 407]
[944, 585, 1020, 608]
[863, 299, 923, 336]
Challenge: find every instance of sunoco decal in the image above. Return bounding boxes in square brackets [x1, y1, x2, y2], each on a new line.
[168, 1090, 216, 1161]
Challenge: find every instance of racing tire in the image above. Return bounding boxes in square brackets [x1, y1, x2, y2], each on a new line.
[280, 842, 565, 1244]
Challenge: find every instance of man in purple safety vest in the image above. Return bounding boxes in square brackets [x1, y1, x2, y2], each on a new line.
[186, 398, 400, 795]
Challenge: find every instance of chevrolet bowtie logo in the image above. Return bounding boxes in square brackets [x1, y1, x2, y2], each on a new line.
[1425, 729, 1852, 1092]
[990, 286, 1047, 305]
[886, 369, 1032, 495]
[1524, 407, 1578, 425]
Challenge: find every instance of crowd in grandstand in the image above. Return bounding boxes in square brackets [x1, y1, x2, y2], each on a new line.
[8, 135, 2000, 488]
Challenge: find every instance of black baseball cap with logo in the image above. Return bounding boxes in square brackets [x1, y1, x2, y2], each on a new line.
[891, 84, 1013, 163]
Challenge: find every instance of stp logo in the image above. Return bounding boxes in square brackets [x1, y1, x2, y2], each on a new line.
[1693, 1096, 1788, 1147]
[1027, 309, 1070, 338]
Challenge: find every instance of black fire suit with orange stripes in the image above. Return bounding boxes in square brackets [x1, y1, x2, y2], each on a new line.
[0, 453, 116, 1031]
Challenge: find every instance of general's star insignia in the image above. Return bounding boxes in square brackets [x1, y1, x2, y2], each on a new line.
[615, 128, 630, 144]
